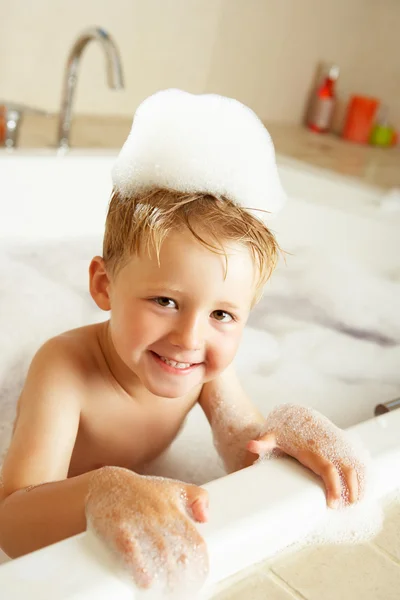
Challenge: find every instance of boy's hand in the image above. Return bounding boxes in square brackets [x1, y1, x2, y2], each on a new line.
[86, 467, 209, 594]
[245, 404, 366, 509]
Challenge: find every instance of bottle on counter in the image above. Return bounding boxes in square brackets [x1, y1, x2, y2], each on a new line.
[368, 105, 397, 147]
[307, 64, 339, 134]
[342, 94, 380, 144]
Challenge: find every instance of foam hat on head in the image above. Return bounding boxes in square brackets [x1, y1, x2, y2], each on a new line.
[111, 89, 286, 221]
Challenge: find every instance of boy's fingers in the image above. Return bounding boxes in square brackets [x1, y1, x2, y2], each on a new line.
[340, 464, 359, 504]
[185, 486, 209, 522]
[353, 458, 366, 500]
[292, 450, 342, 509]
[114, 528, 153, 588]
[246, 432, 276, 455]
[320, 461, 342, 509]
[168, 521, 209, 590]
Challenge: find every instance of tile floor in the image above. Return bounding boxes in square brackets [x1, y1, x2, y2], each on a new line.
[212, 500, 400, 600]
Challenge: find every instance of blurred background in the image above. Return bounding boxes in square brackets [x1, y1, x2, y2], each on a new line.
[2, 0, 399, 125]
[1, 0, 399, 183]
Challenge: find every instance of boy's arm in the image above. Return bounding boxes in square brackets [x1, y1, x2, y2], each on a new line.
[198, 364, 265, 473]
[199, 366, 363, 508]
[0, 338, 90, 558]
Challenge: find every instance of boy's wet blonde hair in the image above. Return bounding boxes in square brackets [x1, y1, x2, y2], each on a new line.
[103, 188, 280, 304]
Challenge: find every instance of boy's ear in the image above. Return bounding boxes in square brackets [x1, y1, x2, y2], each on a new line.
[89, 256, 112, 311]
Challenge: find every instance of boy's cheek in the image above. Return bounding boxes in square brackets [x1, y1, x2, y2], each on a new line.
[206, 339, 240, 377]
[113, 304, 156, 340]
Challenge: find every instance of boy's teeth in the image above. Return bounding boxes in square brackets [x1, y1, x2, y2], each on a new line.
[160, 356, 192, 369]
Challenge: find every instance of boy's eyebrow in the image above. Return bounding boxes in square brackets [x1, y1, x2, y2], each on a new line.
[218, 301, 242, 311]
[144, 285, 185, 295]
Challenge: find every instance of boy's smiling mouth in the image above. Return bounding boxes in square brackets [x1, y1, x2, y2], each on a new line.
[149, 351, 203, 374]
[160, 356, 193, 369]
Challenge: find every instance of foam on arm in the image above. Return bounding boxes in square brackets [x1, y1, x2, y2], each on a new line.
[199, 365, 265, 473]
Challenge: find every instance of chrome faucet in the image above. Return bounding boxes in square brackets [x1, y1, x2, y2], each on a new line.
[0, 101, 49, 149]
[57, 27, 125, 150]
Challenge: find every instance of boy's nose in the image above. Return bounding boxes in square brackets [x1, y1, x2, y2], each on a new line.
[169, 315, 204, 352]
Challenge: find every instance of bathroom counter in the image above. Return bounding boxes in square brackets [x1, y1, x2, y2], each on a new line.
[14, 114, 400, 190]
[267, 122, 400, 191]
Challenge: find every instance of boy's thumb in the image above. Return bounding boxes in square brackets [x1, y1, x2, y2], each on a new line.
[184, 485, 209, 523]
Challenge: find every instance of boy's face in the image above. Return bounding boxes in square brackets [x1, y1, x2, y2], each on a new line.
[102, 230, 256, 399]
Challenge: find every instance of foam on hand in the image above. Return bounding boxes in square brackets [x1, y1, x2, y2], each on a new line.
[112, 89, 286, 221]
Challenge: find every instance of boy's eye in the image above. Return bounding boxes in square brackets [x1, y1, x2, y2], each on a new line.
[212, 310, 234, 323]
[153, 297, 177, 308]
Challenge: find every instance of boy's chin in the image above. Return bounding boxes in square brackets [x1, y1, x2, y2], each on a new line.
[141, 368, 203, 399]
[144, 379, 198, 399]
[140, 351, 205, 399]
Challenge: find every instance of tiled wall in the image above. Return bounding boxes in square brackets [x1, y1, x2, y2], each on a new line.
[1, 0, 399, 129]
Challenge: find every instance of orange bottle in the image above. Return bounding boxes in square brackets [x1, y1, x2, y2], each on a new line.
[307, 65, 339, 133]
[342, 95, 380, 144]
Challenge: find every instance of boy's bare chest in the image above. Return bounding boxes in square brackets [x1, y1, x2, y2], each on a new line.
[68, 384, 200, 477]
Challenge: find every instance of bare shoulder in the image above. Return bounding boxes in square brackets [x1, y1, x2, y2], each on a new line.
[50, 322, 104, 367]
[2, 325, 105, 496]
[22, 328, 88, 388]
[14, 321, 108, 423]
[25, 322, 105, 381]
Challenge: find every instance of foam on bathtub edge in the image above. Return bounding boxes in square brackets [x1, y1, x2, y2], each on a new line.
[1, 410, 400, 600]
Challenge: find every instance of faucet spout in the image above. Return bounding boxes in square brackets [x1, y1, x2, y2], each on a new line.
[57, 27, 124, 150]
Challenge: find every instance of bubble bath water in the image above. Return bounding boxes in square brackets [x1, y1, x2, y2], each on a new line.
[1, 232, 400, 473]
[1, 233, 399, 570]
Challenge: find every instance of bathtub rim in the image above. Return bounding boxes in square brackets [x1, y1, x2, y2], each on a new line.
[0, 408, 400, 599]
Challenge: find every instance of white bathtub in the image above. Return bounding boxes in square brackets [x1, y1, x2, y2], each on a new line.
[0, 148, 400, 599]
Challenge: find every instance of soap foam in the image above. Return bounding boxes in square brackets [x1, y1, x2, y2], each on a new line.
[283, 483, 398, 562]
[86, 467, 208, 599]
[112, 89, 286, 221]
[260, 248, 400, 344]
[304, 435, 384, 549]
[265, 425, 388, 553]
[255, 405, 368, 503]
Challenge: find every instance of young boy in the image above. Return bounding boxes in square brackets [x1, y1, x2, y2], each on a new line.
[0, 90, 364, 592]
